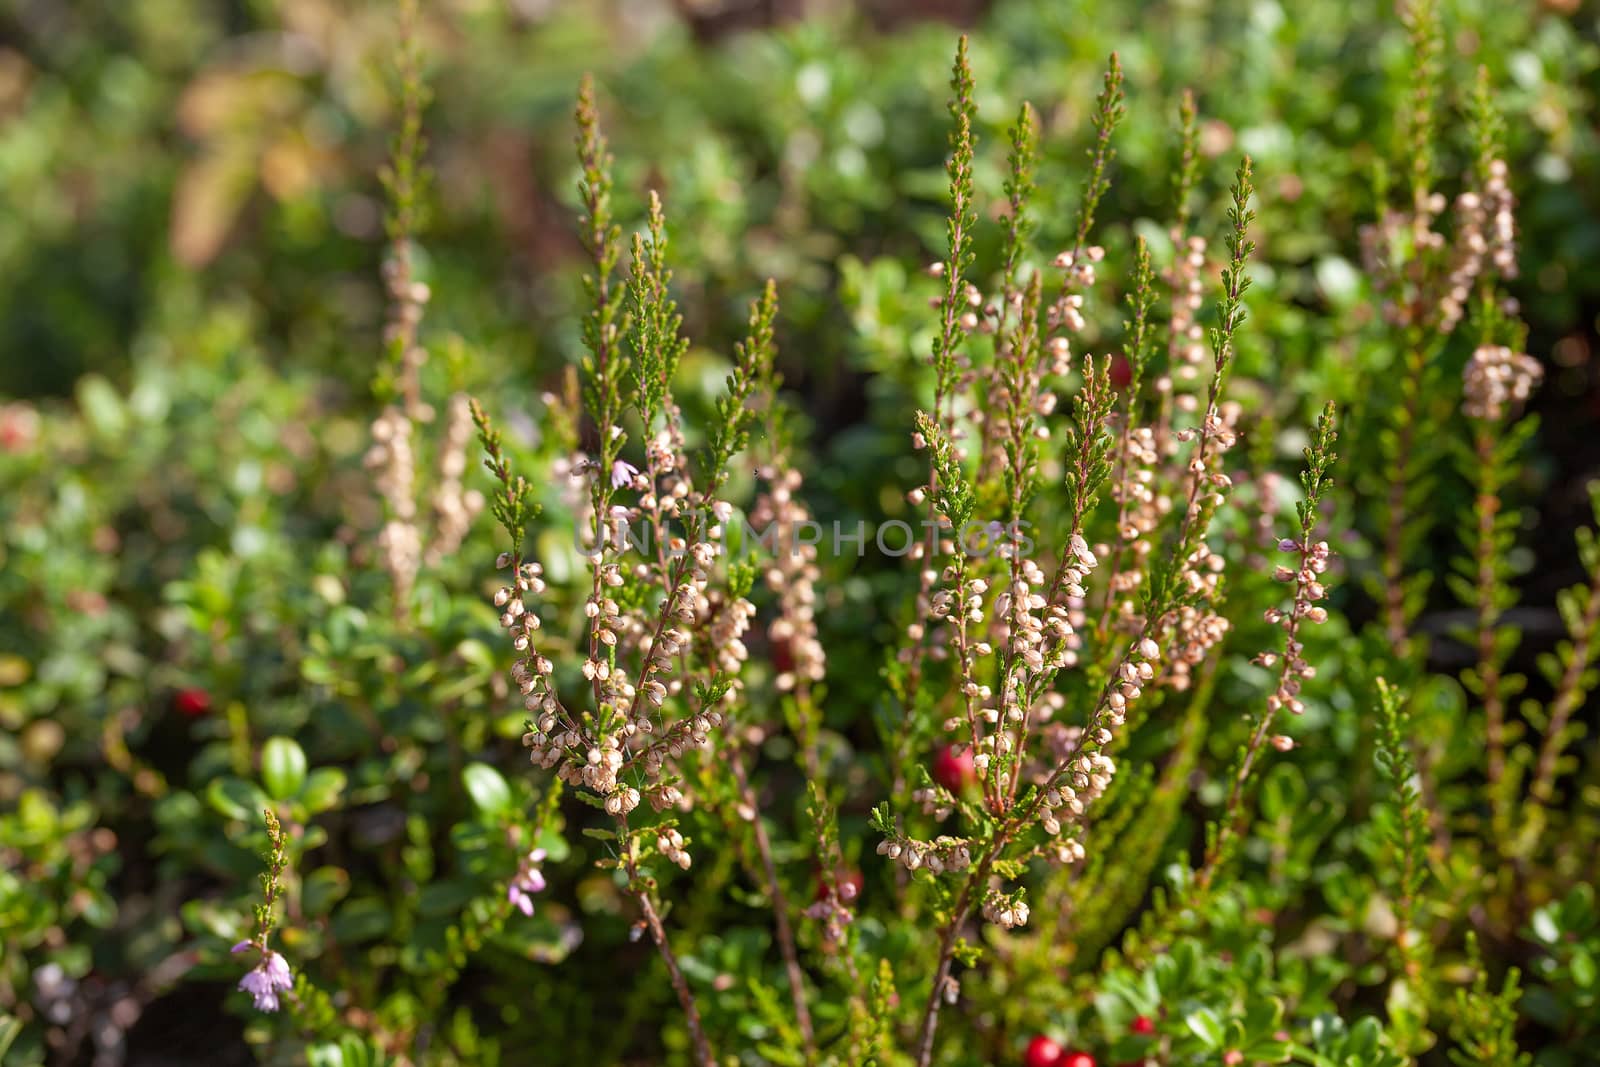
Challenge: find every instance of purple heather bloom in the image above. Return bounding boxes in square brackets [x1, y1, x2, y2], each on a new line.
[507, 848, 549, 918]
[231, 940, 253, 954]
[238, 968, 280, 1012]
[263, 951, 292, 990]
[236, 949, 293, 1013]
[508, 883, 535, 917]
[611, 460, 639, 489]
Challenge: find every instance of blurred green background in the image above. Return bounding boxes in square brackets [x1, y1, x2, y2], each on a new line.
[5, 0, 1595, 405]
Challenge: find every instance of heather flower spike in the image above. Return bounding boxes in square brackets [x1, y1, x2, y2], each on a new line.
[366, 0, 483, 617]
[466, 74, 790, 1067]
[234, 809, 293, 1014]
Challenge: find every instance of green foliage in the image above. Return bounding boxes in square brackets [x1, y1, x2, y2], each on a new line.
[703, 280, 780, 493]
[1072, 53, 1126, 252]
[931, 35, 979, 409]
[629, 192, 690, 430]
[1374, 677, 1433, 1055]
[1447, 934, 1530, 1067]
[471, 397, 540, 558]
[914, 410, 976, 533]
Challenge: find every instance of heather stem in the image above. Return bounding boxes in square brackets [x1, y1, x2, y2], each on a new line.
[1470, 425, 1508, 798]
[913, 847, 995, 1067]
[618, 816, 715, 1067]
[728, 750, 815, 1060]
[1381, 341, 1426, 650]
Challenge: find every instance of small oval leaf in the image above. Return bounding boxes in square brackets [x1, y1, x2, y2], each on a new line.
[463, 762, 513, 816]
[261, 736, 308, 800]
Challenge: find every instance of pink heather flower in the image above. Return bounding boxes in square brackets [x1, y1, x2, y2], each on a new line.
[263, 951, 292, 989]
[238, 969, 279, 1012]
[611, 460, 639, 489]
[507, 848, 548, 917]
[236, 948, 293, 1013]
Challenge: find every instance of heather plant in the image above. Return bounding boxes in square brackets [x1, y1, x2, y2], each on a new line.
[3, 2, 1600, 1066]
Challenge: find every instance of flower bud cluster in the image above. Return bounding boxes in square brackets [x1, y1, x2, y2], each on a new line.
[1047, 836, 1088, 866]
[1111, 427, 1161, 561]
[1463, 344, 1542, 421]
[367, 405, 422, 603]
[1034, 777, 1084, 838]
[1052, 244, 1106, 292]
[998, 556, 1051, 682]
[701, 588, 758, 676]
[912, 784, 957, 821]
[1360, 193, 1449, 328]
[804, 881, 857, 949]
[1043, 534, 1098, 663]
[1162, 602, 1231, 692]
[494, 537, 714, 819]
[931, 568, 996, 765]
[1165, 234, 1209, 384]
[753, 466, 826, 694]
[1437, 159, 1518, 331]
[1064, 748, 1118, 805]
[875, 833, 973, 875]
[1262, 537, 1333, 716]
[656, 827, 692, 870]
[427, 392, 487, 565]
[1102, 639, 1158, 731]
[981, 888, 1030, 930]
[381, 253, 430, 403]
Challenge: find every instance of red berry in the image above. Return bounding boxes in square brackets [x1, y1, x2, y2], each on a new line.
[1130, 1015, 1155, 1036]
[931, 744, 976, 792]
[1061, 1053, 1096, 1067]
[1024, 1035, 1063, 1067]
[1110, 353, 1133, 390]
[174, 687, 212, 718]
[814, 867, 864, 904]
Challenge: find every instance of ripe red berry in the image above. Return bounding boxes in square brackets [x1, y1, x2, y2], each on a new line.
[1024, 1035, 1063, 1067]
[1130, 1015, 1156, 1036]
[1060, 1052, 1096, 1067]
[814, 867, 864, 904]
[174, 687, 212, 718]
[1109, 353, 1133, 390]
[931, 744, 976, 792]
